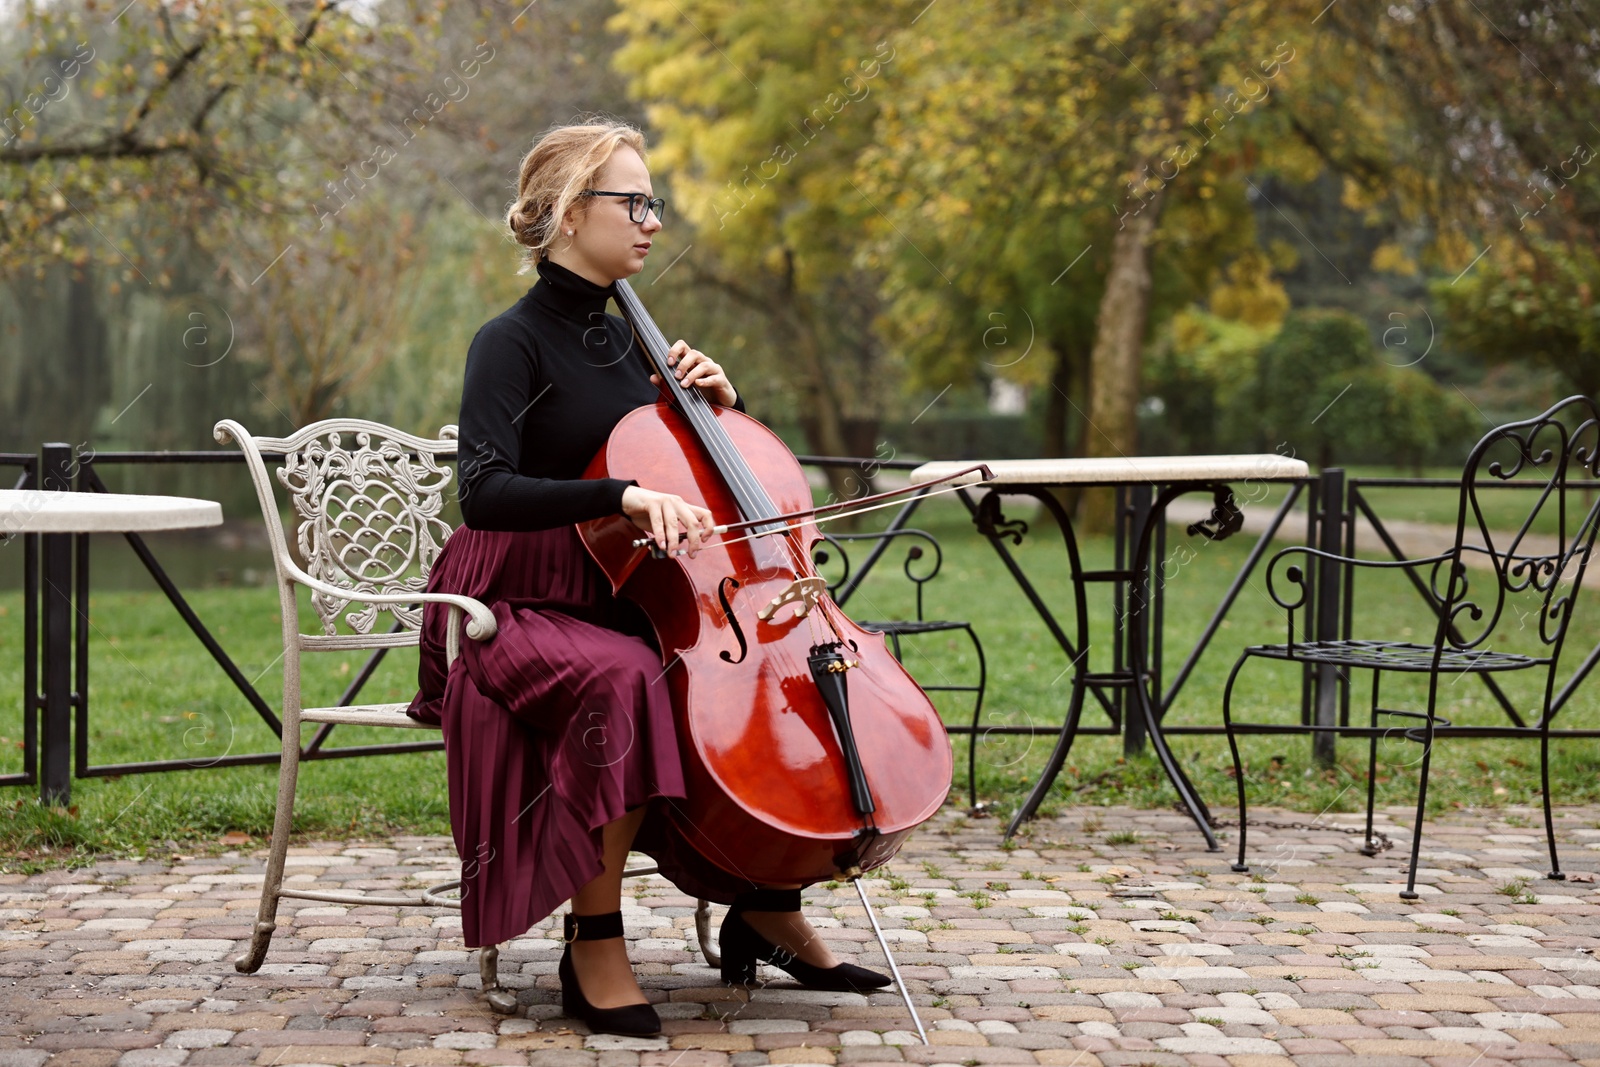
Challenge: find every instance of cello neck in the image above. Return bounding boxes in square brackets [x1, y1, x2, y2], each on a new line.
[612, 279, 783, 529]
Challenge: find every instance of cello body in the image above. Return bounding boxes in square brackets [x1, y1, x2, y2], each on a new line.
[577, 398, 952, 885]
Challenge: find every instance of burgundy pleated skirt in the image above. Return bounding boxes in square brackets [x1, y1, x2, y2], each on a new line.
[407, 524, 749, 948]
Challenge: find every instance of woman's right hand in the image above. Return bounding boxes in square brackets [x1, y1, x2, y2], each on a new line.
[621, 485, 715, 557]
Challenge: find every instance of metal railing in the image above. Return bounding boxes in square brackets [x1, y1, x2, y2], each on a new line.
[1, 447, 953, 804]
[11, 446, 1594, 807]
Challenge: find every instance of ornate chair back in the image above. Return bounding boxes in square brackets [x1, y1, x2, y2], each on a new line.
[1435, 395, 1600, 699]
[214, 418, 464, 712]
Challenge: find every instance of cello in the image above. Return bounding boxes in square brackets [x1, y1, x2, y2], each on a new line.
[576, 279, 953, 890]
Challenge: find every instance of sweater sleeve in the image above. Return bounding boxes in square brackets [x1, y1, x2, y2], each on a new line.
[456, 319, 636, 531]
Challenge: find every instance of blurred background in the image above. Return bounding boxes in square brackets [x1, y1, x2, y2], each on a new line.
[2, 0, 1598, 846]
[1, 0, 1594, 555]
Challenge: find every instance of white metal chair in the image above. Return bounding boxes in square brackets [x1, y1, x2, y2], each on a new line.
[215, 418, 525, 1006]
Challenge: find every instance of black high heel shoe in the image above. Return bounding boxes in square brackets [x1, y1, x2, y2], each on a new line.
[719, 888, 893, 992]
[559, 911, 661, 1037]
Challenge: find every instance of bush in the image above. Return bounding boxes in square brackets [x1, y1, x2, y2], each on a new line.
[1145, 306, 1479, 467]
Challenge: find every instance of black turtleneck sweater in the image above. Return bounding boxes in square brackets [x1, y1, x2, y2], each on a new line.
[456, 259, 743, 531]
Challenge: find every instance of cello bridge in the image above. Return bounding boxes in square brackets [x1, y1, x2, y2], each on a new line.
[756, 576, 828, 621]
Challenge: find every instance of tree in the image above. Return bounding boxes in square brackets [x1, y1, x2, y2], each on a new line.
[1433, 240, 1600, 402]
[1307, 3, 1598, 406]
[219, 195, 427, 429]
[1322, 1, 1598, 253]
[0, 1, 455, 279]
[1252, 310, 1368, 466]
[608, 0, 907, 499]
[1247, 308, 1473, 468]
[859, 0, 1321, 524]
[1, 0, 638, 444]
[1142, 306, 1281, 455]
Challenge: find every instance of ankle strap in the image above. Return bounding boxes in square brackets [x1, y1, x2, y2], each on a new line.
[564, 910, 624, 941]
[734, 888, 801, 912]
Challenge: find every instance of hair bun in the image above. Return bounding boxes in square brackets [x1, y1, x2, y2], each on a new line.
[509, 205, 545, 248]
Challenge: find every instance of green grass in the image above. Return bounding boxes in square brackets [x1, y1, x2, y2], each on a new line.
[0, 577, 449, 869]
[1, 483, 1597, 868]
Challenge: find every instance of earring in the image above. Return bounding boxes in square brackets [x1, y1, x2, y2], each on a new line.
[565, 229, 573, 235]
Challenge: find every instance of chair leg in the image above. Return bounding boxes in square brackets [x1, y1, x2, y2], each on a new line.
[480, 944, 517, 1014]
[1400, 696, 1438, 902]
[1221, 656, 1250, 873]
[1541, 724, 1565, 880]
[1361, 670, 1382, 857]
[694, 898, 719, 967]
[1004, 669, 1088, 840]
[235, 706, 302, 974]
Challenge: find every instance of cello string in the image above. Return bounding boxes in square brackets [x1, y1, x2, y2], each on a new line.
[644, 479, 971, 554]
[652, 342, 877, 832]
[617, 283, 817, 595]
[666, 359, 816, 572]
[628, 282, 785, 525]
[620, 282, 776, 519]
[616, 282, 775, 518]
[666, 350, 776, 518]
[675, 375, 789, 527]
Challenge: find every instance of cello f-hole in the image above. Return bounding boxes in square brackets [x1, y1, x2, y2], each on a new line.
[716, 575, 748, 665]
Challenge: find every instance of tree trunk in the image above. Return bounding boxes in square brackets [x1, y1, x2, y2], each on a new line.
[769, 249, 861, 511]
[1042, 342, 1075, 457]
[790, 305, 864, 511]
[1038, 339, 1085, 526]
[1079, 183, 1166, 532]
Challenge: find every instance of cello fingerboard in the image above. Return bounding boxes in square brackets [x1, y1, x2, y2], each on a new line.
[613, 278, 786, 533]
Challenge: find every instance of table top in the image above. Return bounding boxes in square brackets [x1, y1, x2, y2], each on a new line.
[910, 454, 1310, 487]
[0, 489, 223, 534]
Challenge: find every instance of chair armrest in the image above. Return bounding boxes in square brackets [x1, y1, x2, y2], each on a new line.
[278, 556, 497, 642]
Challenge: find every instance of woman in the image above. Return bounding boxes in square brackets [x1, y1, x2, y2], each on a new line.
[407, 119, 890, 1038]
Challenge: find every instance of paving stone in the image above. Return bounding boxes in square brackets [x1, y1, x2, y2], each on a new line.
[0, 1054, 50, 1067]
[116, 1052, 190, 1067]
[1, 807, 1597, 1064]
[160, 1031, 233, 1050]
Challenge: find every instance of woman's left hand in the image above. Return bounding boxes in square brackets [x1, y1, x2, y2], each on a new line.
[653, 340, 737, 407]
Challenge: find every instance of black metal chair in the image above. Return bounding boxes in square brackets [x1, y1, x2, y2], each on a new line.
[811, 529, 988, 810]
[1223, 396, 1600, 898]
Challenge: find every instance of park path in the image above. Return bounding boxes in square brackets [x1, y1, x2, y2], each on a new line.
[1164, 498, 1562, 572]
[0, 802, 1598, 1066]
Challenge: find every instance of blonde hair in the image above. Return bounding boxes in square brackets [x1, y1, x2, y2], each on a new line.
[505, 119, 648, 275]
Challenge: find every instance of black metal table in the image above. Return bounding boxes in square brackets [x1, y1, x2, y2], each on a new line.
[910, 455, 1310, 848]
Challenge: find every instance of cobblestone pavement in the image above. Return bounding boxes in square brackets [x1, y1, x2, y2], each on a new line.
[2, 803, 1599, 1067]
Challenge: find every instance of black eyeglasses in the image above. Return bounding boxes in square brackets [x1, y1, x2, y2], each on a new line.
[581, 189, 666, 224]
